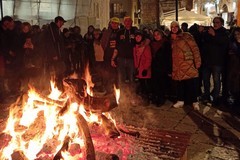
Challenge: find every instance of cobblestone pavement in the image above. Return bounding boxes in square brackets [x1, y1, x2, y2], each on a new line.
[1, 93, 240, 160]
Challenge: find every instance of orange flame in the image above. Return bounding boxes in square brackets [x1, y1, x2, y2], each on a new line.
[0, 78, 119, 159]
[114, 85, 120, 104]
[0, 81, 84, 159]
[82, 63, 94, 96]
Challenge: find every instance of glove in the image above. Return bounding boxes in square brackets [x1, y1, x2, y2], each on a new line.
[142, 70, 147, 77]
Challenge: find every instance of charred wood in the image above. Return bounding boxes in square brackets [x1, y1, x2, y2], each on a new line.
[68, 143, 81, 156]
[100, 114, 120, 138]
[53, 136, 70, 160]
[76, 113, 96, 160]
[118, 127, 140, 138]
[63, 78, 87, 99]
[88, 95, 118, 112]
[11, 150, 28, 160]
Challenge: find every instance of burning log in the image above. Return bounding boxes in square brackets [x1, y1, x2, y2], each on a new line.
[68, 143, 81, 156]
[100, 114, 120, 138]
[21, 111, 46, 142]
[11, 150, 28, 160]
[20, 91, 66, 108]
[63, 77, 118, 113]
[33, 100, 64, 108]
[118, 127, 140, 138]
[53, 136, 70, 160]
[87, 95, 118, 112]
[22, 84, 67, 108]
[0, 133, 11, 150]
[76, 113, 96, 160]
[95, 151, 119, 160]
[63, 78, 87, 100]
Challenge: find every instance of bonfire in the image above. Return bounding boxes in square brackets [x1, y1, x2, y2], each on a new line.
[0, 66, 123, 160]
[0, 66, 191, 160]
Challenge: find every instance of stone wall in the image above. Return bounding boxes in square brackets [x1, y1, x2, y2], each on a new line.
[140, 0, 158, 25]
[140, 0, 184, 27]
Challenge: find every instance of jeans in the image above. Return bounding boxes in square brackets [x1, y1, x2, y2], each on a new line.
[117, 57, 134, 83]
[202, 65, 223, 100]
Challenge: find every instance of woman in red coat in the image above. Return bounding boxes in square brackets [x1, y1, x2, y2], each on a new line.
[133, 30, 152, 105]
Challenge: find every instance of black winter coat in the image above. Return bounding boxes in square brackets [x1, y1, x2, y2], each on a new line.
[201, 27, 230, 67]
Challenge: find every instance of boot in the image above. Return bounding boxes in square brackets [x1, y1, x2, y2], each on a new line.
[173, 101, 184, 108]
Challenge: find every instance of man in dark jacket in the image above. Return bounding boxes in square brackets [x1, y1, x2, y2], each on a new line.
[100, 17, 120, 93]
[116, 16, 138, 84]
[199, 16, 230, 106]
[41, 16, 67, 90]
[0, 16, 20, 98]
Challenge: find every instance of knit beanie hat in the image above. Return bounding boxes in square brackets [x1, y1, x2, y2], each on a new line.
[170, 21, 180, 28]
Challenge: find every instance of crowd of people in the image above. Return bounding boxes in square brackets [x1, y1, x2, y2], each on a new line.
[0, 15, 239, 109]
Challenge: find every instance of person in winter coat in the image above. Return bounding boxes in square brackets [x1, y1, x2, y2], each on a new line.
[62, 28, 74, 75]
[116, 16, 138, 84]
[84, 25, 95, 45]
[101, 17, 120, 94]
[133, 30, 152, 105]
[41, 16, 67, 90]
[0, 16, 20, 96]
[91, 28, 105, 92]
[170, 21, 201, 110]
[199, 16, 230, 106]
[225, 27, 240, 106]
[150, 29, 172, 107]
[17, 22, 37, 92]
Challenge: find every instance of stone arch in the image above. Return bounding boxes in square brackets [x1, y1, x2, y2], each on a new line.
[218, 0, 230, 12]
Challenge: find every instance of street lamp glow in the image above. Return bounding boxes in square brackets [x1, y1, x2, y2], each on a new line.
[205, 3, 215, 9]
